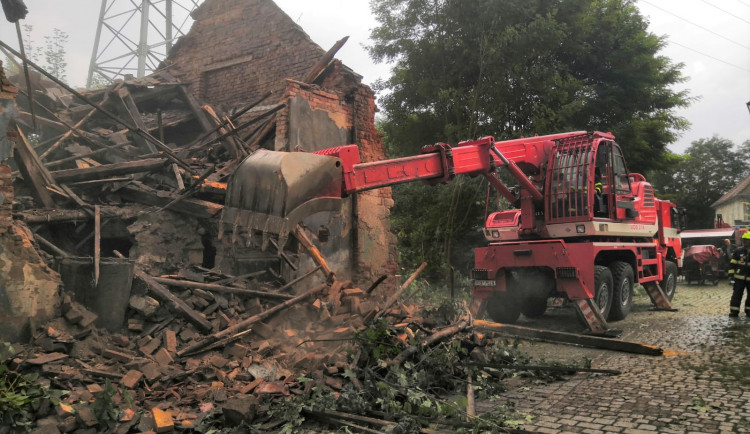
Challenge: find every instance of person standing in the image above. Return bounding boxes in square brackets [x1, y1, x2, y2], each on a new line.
[728, 232, 750, 317]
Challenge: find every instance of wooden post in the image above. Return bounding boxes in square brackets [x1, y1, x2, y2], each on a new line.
[94, 205, 101, 286]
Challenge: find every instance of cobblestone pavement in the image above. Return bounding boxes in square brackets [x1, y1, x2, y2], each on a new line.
[479, 280, 750, 433]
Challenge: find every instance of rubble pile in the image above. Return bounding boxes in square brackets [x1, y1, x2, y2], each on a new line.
[4, 268, 571, 433]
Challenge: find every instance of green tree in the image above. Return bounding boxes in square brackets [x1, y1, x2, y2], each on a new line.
[44, 28, 68, 83]
[652, 137, 750, 229]
[369, 0, 691, 278]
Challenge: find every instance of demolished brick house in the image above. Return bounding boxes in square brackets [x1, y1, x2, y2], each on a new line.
[1, 0, 398, 343]
[164, 0, 399, 286]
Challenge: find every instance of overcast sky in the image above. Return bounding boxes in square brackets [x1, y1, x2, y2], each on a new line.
[1, 0, 748, 154]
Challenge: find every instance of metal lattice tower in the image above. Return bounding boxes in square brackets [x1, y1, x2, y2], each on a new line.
[86, 0, 202, 88]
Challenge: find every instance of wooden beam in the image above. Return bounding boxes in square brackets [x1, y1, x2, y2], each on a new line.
[304, 36, 349, 84]
[94, 205, 101, 287]
[117, 87, 157, 154]
[118, 184, 223, 219]
[177, 282, 328, 357]
[11, 122, 56, 207]
[473, 320, 663, 356]
[114, 251, 213, 333]
[152, 277, 292, 300]
[50, 158, 168, 183]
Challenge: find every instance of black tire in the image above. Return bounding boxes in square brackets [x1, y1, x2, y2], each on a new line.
[593, 265, 613, 319]
[486, 292, 521, 324]
[661, 261, 678, 301]
[520, 297, 548, 318]
[608, 261, 634, 321]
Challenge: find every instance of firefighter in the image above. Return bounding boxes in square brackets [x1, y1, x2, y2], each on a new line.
[728, 232, 750, 317]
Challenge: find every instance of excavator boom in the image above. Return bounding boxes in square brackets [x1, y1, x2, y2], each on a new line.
[221, 132, 586, 245]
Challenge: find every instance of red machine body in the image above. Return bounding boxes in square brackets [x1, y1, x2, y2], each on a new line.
[314, 131, 682, 330]
[227, 130, 682, 332]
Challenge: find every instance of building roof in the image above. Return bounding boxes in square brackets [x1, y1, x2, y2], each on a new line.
[712, 174, 750, 208]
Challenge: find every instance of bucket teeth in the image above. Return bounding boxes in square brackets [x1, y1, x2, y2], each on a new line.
[221, 149, 345, 256]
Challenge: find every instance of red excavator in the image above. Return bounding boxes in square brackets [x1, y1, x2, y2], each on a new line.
[221, 131, 683, 334]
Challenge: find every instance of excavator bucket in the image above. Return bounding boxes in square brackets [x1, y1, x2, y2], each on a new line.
[220, 149, 344, 250]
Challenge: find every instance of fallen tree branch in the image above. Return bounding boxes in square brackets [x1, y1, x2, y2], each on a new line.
[386, 319, 469, 367]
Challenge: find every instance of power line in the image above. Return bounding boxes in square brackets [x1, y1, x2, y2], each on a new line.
[668, 40, 750, 72]
[639, 0, 750, 51]
[700, 0, 750, 26]
[735, 0, 750, 9]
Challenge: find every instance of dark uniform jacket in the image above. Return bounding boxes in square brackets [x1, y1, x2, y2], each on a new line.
[729, 246, 750, 280]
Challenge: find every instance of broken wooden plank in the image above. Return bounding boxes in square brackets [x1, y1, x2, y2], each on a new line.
[373, 262, 427, 321]
[0, 42, 196, 175]
[178, 84, 214, 133]
[10, 122, 56, 207]
[177, 282, 328, 357]
[119, 184, 223, 219]
[114, 250, 213, 333]
[202, 105, 243, 158]
[38, 82, 120, 160]
[151, 277, 293, 301]
[15, 206, 133, 223]
[50, 158, 168, 183]
[293, 225, 335, 282]
[276, 265, 322, 293]
[304, 36, 349, 84]
[185, 91, 271, 152]
[473, 319, 663, 356]
[117, 87, 157, 154]
[33, 233, 71, 258]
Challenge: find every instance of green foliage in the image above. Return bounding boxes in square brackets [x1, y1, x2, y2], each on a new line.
[8, 25, 69, 84]
[0, 364, 64, 429]
[90, 379, 132, 431]
[648, 137, 750, 228]
[44, 28, 68, 83]
[370, 0, 691, 276]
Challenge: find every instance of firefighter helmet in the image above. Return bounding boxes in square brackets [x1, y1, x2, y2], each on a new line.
[743, 232, 750, 240]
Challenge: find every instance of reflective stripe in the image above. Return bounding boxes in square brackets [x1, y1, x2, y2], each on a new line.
[736, 275, 746, 280]
[731, 306, 740, 312]
[729, 270, 735, 275]
[731, 259, 739, 264]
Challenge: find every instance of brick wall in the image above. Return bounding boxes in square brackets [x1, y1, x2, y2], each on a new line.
[166, 0, 327, 107]
[167, 0, 398, 285]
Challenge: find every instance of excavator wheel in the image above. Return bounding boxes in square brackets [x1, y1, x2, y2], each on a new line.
[485, 292, 521, 324]
[608, 261, 634, 321]
[520, 296, 548, 318]
[660, 261, 678, 301]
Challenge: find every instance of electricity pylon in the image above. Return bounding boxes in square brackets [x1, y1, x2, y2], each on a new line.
[86, 0, 202, 88]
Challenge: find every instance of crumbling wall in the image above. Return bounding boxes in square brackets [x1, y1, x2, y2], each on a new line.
[127, 211, 205, 275]
[167, 0, 398, 286]
[0, 221, 61, 342]
[166, 0, 327, 106]
[276, 80, 398, 284]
